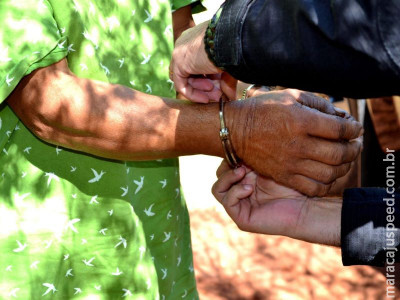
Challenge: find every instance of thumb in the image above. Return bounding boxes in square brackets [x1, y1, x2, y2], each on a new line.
[212, 167, 246, 202]
[221, 72, 237, 100]
[222, 184, 253, 214]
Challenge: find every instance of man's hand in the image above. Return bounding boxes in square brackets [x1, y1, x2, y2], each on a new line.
[170, 22, 222, 102]
[225, 89, 363, 196]
[212, 161, 342, 246]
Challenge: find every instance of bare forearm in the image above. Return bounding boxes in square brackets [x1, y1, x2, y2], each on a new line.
[7, 59, 224, 161]
[172, 5, 195, 42]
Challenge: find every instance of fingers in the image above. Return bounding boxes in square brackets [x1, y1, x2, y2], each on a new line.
[300, 137, 362, 165]
[216, 160, 253, 178]
[170, 61, 209, 102]
[173, 74, 222, 102]
[304, 109, 363, 140]
[286, 174, 333, 197]
[212, 166, 246, 202]
[170, 25, 223, 103]
[186, 77, 222, 102]
[220, 72, 237, 100]
[286, 89, 362, 139]
[292, 90, 337, 116]
[334, 107, 353, 120]
[174, 74, 210, 103]
[222, 184, 254, 208]
[187, 77, 215, 92]
[293, 159, 352, 184]
[289, 90, 352, 120]
[207, 86, 223, 102]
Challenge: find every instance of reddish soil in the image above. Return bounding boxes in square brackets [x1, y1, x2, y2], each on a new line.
[189, 208, 398, 300]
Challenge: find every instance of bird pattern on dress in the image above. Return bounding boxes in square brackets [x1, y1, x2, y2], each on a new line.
[0, 0, 202, 299]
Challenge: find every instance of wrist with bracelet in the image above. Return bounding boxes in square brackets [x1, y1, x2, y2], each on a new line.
[241, 84, 256, 100]
[204, 5, 243, 167]
[241, 84, 275, 99]
[219, 98, 241, 168]
[219, 84, 275, 168]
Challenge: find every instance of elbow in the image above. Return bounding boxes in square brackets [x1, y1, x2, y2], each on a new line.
[25, 113, 60, 144]
[6, 59, 78, 145]
[9, 93, 65, 146]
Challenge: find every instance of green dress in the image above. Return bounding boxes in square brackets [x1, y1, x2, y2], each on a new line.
[0, 0, 203, 299]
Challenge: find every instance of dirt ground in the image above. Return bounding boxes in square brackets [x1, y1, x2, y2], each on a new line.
[188, 207, 397, 300]
[179, 154, 398, 300]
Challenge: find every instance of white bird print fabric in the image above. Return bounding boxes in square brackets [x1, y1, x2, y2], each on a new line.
[0, 0, 203, 298]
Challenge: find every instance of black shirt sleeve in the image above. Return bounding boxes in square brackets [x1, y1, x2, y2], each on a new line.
[341, 188, 400, 266]
[213, 0, 400, 98]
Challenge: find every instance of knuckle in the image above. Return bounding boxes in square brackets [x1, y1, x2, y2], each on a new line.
[329, 147, 344, 165]
[274, 171, 289, 188]
[296, 136, 309, 152]
[287, 89, 301, 100]
[289, 137, 308, 159]
[355, 140, 363, 153]
[345, 141, 361, 162]
[231, 185, 241, 195]
[347, 145, 358, 161]
[352, 121, 362, 136]
[211, 183, 218, 198]
[290, 175, 318, 197]
[337, 120, 347, 139]
[320, 167, 336, 184]
[357, 142, 363, 155]
[286, 173, 300, 190]
[318, 183, 332, 197]
[312, 183, 331, 197]
[277, 162, 288, 177]
[339, 164, 351, 177]
[306, 181, 331, 197]
[288, 160, 300, 176]
[236, 222, 249, 232]
[306, 184, 320, 197]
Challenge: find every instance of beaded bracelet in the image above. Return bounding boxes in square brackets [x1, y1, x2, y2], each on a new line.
[241, 84, 275, 99]
[241, 84, 256, 100]
[204, 5, 225, 70]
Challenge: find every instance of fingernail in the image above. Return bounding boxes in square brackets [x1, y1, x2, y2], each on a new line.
[334, 108, 346, 118]
[234, 167, 243, 175]
[243, 184, 252, 191]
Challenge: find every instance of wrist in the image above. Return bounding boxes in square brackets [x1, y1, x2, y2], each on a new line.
[236, 82, 273, 99]
[294, 197, 342, 246]
[223, 99, 251, 162]
[250, 86, 273, 98]
[174, 100, 224, 158]
[219, 99, 242, 167]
